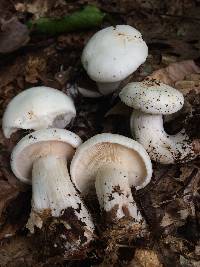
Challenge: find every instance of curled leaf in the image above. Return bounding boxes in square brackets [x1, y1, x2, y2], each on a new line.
[0, 17, 30, 53]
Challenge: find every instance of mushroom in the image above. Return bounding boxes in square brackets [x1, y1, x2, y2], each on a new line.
[119, 79, 198, 164]
[70, 133, 152, 234]
[11, 128, 94, 257]
[81, 25, 148, 95]
[2, 86, 76, 138]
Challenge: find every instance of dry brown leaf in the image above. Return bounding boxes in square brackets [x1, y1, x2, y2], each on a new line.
[127, 249, 163, 267]
[15, 0, 67, 19]
[0, 17, 29, 53]
[27, 0, 50, 18]
[149, 60, 200, 88]
[160, 213, 174, 228]
[139, 160, 200, 238]
[25, 55, 47, 83]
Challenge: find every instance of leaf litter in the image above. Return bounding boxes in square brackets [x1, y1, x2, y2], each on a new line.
[0, 1, 200, 266]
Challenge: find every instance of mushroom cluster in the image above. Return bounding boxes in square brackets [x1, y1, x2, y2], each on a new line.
[2, 23, 198, 263]
[2, 25, 152, 258]
[2, 86, 95, 258]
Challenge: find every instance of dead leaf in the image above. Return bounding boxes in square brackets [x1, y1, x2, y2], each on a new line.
[127, 248, 163, 267]
[15, 0, 67, 19]
[25, 55, 46, 83]
[149, 60, 200, 88]
[138, 161, 200, 238]
[0, 17, 29, 53]
[175, 73, 200, 95]
[27, 0, 52, 18]
[160, 213, 174, 228]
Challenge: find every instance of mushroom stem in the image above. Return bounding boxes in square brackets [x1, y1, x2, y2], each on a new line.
[97, 81, 121, 95]
[27, 155, 94, 246]
[95, 164, 144, 223]
[131, 110, 196, 164]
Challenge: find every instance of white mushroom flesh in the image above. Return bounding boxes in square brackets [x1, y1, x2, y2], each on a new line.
[131, 110, 196, 164]
[95, 164, 143, 222]
[71, 134, 152, 225]
[11, 129, 94, 252]
[27, 155, 94, 237]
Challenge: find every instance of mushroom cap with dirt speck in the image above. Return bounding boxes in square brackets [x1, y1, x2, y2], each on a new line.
[2, 86, 76, 138]
[119, 80, 184, 115]
[81, 25, 148, 83]
[11, 128, 82, 184]
[70, 133, 152, 194]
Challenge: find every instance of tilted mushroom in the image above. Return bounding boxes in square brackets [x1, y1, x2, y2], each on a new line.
[119, 79, 198, 164]
[11, 128, 94, 257]
[81, 25, 148, 95]
[2, 86, 76, 138]
[70, 133, 152, 234]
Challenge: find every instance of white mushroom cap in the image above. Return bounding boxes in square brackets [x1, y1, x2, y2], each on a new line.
[2, 86, 76, 138]
[70, 133, 152, 194]
[81, 25, 148, 83]
[11, 128, 82, 184]
[120, 80, 184, 115]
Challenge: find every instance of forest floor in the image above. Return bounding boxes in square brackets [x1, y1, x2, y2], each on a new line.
[0, 1, 200, 266]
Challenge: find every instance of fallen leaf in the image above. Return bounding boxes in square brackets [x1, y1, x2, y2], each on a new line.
[27, 5, 105, 35]
[175, 73, 200, 95]
[138, 160, 200, 238]
[160, 213, 174, 228]
[0, 17, 29, 53]
[127, 248, 163, 267]
[149, 60, 200, 88]
[25, 55, 46, 83]
[27, 0, 50, 18]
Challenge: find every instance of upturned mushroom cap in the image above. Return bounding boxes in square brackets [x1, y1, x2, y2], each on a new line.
[3, 86, 76, 138]
[70, 133, 152, 194]
[81, 25, 148, 83]
[11, 128, 82, 184]
[119, 80, 184, 115]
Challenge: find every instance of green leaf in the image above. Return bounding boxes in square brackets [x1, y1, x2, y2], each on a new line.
[27, 5, 105, 35]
